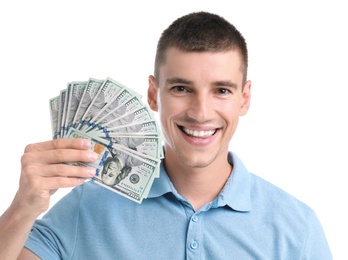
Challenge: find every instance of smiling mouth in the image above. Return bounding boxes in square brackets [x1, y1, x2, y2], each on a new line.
[180, 126, 217, 138]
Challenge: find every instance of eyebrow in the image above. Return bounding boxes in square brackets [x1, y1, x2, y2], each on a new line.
[166, 77, 238, 89]
[214, 80, 238, 90]
[166, 77, 193, 85]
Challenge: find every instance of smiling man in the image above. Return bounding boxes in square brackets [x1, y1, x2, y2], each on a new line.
[0, 11, 331, 259]
[148, 48, 250, 210]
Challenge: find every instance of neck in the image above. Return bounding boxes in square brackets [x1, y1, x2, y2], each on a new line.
[164, 149, 232, 211]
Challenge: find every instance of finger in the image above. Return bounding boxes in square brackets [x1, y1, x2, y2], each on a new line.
[40, 165, 95, 189]
[20, 164, 96, 192]
[24, 138, 91, 153]
[21, 147, 99, 165]
[51, 163, 97, 179]
[22, 161, 97, 179]
[23, 174, 87, 194]
[43, 176, 88, 190]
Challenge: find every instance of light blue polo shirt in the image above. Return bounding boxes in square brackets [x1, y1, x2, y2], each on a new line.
[25, 152, 332, 259]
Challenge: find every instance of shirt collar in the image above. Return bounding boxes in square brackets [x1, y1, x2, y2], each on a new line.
[147, 162, 173, 197]
[147, 152, 252, 212]
[219, 152, 252, 212]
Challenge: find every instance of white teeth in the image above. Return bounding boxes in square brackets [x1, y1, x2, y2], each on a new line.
[182, 128, 215, 137]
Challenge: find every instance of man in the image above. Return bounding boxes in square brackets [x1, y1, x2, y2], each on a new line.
[0, 11, 331, 259]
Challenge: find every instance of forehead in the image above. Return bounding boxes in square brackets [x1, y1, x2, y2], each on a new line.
[158, 48, 244, 86]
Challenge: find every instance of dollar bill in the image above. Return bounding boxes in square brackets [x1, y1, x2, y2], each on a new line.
[105, 135, 162, 161]
[72, 78, 104, 129]
[90, 95, 145, 131]
[49, 96, 60, 139]
[62, 81, 87, 137]
[101, 105, 155, 130]
[57, 89, 68, 138]
[84, 87, 141, 131]
[66, 128, 159, 203]
[50, 77, 163, 203]
[78, 78, 125, 130]
[100, 120, 161, 137]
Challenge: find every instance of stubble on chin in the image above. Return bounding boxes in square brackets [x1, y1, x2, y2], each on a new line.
[174, 146, 218, 169]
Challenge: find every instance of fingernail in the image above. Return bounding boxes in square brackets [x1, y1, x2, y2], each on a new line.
[82, 139, 91, 148]
[88, 167, 96, 177]
[90, 151, 98, 160]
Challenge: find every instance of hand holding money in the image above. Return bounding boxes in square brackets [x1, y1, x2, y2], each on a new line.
[49, 77, 163, 203]
[18, 138, 98, 218]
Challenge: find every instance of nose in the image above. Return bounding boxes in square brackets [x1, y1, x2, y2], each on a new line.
[186, 92, 214, 122]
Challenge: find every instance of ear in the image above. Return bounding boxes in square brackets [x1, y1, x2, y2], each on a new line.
[148, 75, 158, 111]
[239, 80, 251, 116]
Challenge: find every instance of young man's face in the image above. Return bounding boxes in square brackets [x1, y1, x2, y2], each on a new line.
[148, 48, 251, 169]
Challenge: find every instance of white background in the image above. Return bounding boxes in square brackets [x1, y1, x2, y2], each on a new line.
[0, 1, 347, 258]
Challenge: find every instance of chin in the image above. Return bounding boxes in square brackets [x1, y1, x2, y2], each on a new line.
[180, 154, 216, 168]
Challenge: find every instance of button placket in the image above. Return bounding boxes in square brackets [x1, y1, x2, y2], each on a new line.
[186, 213, 202, 258]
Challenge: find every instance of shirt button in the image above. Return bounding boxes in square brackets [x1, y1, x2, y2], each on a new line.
[192, 215, 198, 222]
[190, 241, 198, 249]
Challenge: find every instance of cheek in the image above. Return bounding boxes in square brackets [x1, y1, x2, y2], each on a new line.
[157, 97, 182, 135]
[214, 100, 241, 130]
[215, 99, 238, 115]
[158, 93, 182, 116]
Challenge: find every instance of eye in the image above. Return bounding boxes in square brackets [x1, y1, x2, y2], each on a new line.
[216, 88, 232, 95]
[171, 86, 187, 92]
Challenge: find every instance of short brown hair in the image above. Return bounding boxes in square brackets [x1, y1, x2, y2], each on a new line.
[154, 11, 248, 83]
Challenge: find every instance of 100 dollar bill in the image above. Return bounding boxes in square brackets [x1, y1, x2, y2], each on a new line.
[66, 127, 159, 203]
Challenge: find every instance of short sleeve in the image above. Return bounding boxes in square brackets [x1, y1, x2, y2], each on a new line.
[25, 185, 85, 259]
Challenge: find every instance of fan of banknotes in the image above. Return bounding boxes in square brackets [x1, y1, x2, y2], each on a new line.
[49, 77, 163, 204]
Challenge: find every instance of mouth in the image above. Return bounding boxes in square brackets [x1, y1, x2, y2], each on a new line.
[179, 126, 218, 138]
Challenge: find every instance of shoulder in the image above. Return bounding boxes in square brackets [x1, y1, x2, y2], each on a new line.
[230, 152, 314, 218]
[248, 171, 330, 250]
[230, 152, 320, 233]
[251, 174, 331, 258]
[250, 172, 314, 216]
